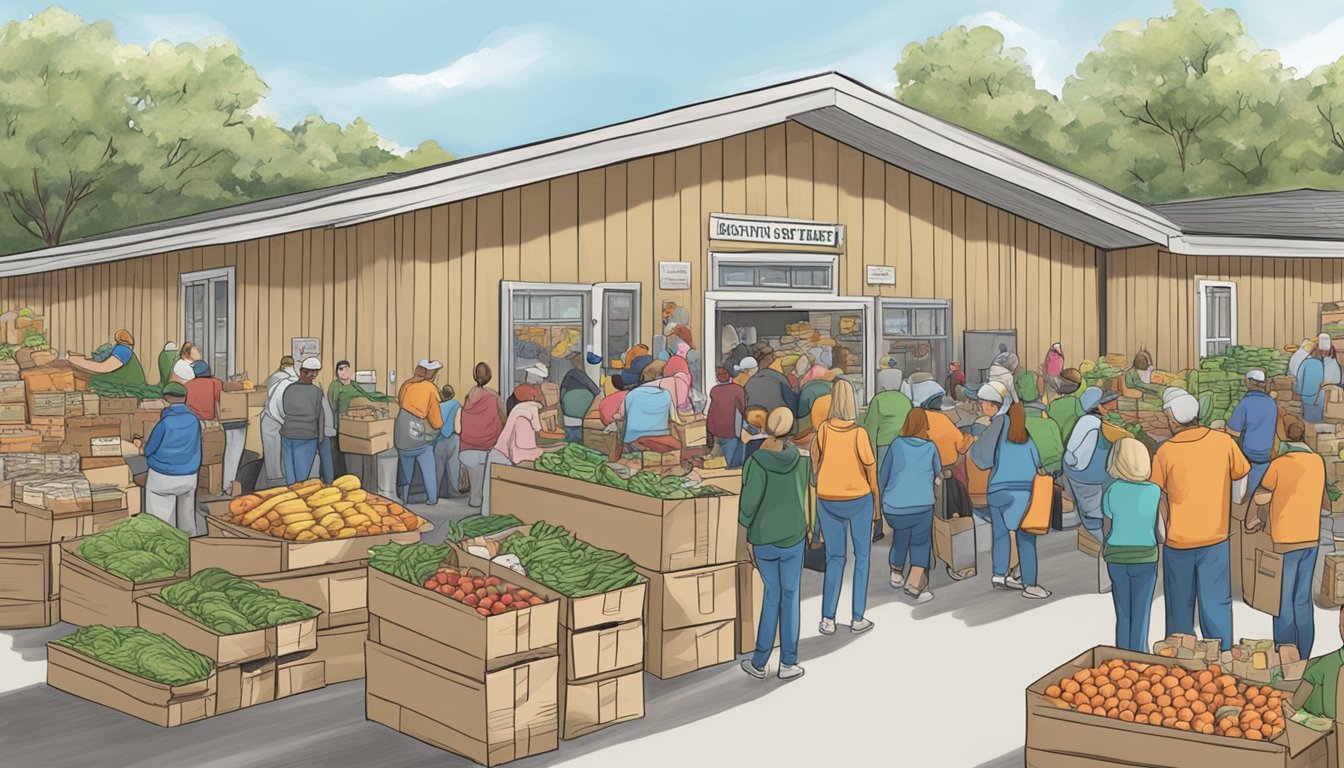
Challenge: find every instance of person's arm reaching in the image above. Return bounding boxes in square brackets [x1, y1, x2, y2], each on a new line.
[66, 355, 124, 374]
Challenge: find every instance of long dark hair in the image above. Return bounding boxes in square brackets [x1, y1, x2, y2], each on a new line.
[901, 408, 930, 438]
[1006, 401, 1029, 444]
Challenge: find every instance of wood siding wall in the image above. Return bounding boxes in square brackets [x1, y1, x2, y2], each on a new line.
[0, 122, 1102, 392]
[1105, 247, 1344, 371]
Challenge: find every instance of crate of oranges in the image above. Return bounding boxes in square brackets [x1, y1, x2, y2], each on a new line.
[1027, 646, 1330, 768]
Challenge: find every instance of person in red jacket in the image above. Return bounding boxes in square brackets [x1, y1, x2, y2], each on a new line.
[183, 360, 221, 421]
[707, 366, 747, 467]
[459, 362, 507, 510]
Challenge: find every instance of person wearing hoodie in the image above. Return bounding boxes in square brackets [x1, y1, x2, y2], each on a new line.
[862, 368, 913, 469]
[795, 367, 837, 437]
[739, 407, 809, 682]
[482, 389, 546, 516]
[1228, 369, 1280, 494]
[973, 398, 1051, 599]
[1297, 336, 1330, 422]
[1017, 371, 1063, 475]
[1048, 368, 1086, 445]
[143, 383, 203, 535]
[744, 348, 799, 414]
[878, 408, 942, 602]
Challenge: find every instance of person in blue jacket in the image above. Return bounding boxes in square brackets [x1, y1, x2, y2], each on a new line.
[972, 399, 1051, 599]
[877, 407, 942, 603]
[1227, 369, 1279, 493]
[143, 382, 203, 536]
[1297, 336, 1330, 423]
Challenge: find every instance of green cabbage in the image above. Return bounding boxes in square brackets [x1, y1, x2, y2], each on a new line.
[157, 568, 318, 633]
[78, 516, 188, 582]
[54, 626, 213, 685]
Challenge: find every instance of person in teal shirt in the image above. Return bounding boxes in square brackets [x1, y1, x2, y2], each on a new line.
[862, 368, 912, 468]
[1102, 436, 1162, 652]
[1017, 371, 1064, 475]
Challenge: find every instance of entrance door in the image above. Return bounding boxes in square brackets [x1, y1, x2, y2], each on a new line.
[500, 282, 641, 395]
[1198, 279, 1237, 358]
[181, 267, 235, 377]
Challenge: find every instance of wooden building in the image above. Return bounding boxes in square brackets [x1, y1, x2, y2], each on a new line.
[0, 73, 1338, 400]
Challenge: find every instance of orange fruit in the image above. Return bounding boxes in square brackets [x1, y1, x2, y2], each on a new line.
[1191, 700, 1208, 715]
[1110, 667, 1126, 681]
[1082, 684, 1099, 697]
[1162, 676, 1180, 689]
[1139, 703, 1157, 715]
[1173, 696, 1190, 709]
[1148, 712, 1163, 725]
[1063, 679, 1080, 694]
[1246, 730, 1263, 740]
[1107, 707, 1120, 719]
[1100, 683, 1117, 698]
[1120, 710, 1136, 722]
[1162, 717, 1176, 727]
[1178, 707, 1194, 722]
[1151, 683, 1166, 697]
[1174, 721, 1192, 731]
[1136, 691, 1153, 705]
[1118, 689, 1134, 702]
[1252, 695, 1267, 707]
[1227, 727, 1243, 738]
[1045, 685, 1062, 698]
[1077, 703, 1093, 714]
[1135, 680, 1151, 692]
[1117, 677, 1134, 690]
[1105, 697, 1120, 710]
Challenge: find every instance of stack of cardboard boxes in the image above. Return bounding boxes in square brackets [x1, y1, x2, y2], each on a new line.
[338, 398, 397, 456]
[197, 420, 226, 495]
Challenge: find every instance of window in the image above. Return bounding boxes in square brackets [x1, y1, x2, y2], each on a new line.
[500, 282, 640, 394]
[181, 267, 235, 377]
[1198, 280, 1237, 358]
[710, 253, 837, 293]
[880, 300, 951, 379]
[600, 288, 638, 378]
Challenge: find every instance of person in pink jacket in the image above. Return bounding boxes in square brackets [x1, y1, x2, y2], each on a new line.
[481, 393, 545, 516]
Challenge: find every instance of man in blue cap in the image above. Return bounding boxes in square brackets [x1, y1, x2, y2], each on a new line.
[143, 382, 203, 535]
[1227, 369, 1279, 495]
[1064, 385, 1122, 592]
[560, 349, 602, 443]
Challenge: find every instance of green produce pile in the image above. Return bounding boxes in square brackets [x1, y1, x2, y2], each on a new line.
[90, 379, 164, 401]
[1187, 346, 1288, 425]
[1080, 360, 1122, 388]
[0, 307, 47, 361]
[78, 515, 188, 582]
[54, 625, 213, 686]
[1203, 345, 1289, 377]
[498, 520, 644, 596]
[369, 541, 452, 585]
[157, 568, 318, 634]
[447, 514, 523, 542]
[535, 443, 726, 500]
[1329, 485, 1342, 504]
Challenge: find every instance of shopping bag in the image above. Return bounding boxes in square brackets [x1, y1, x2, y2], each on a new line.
[1020, 474, 1054, 535]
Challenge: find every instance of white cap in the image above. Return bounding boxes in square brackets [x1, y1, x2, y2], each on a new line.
[737, 356, 759, 371]
[1166, 393, 1200, 424]
[1245, 369, 1266, 383]
[1162, 386, 1189, 406]
[423, 359, 443, 371]
[1321, 333, 1333, 346]
[301, 357, 322, 370]
[976, 381, 1007, 404]
[524, 362, 549, 378]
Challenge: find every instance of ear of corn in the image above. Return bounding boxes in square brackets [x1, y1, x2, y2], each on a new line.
[223, 480, 425, 541]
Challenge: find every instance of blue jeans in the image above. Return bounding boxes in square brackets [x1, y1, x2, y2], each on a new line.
[883, 508, 933, 571]
[989, 490, 1037, 585]
[317, 438, 335, 484]
[1108, 561, 1158, 652]
[397, 445, 438, 505]
[564, 425, 583, 443]
[281, 438, 319, 485]
[1162, 541, 1233, 651]
[717, 436, 744, 468]
[819, 495, 873, 622]
[752, 541, 804, 669]
[1246, 461, 1270, 497]
[1274, 547, 1319, 657]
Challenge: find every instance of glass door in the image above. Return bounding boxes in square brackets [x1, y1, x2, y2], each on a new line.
[181, 267, 235, 377]
[499, 281, 643, 395]
[592, 282, 641, 380]
[879, 299, 951, 381]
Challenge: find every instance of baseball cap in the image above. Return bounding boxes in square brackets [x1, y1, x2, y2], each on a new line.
[737, 356, 759, 371]
[586, 351, 603, 366]
[423, 359, 443, 371]
[162, 382, 187, 398]
[1245, 369, 1266, 383]
[191, 360, 210, 377]
[301, 357, 322, 371]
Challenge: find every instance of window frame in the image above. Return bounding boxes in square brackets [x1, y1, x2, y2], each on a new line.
[1197, 279, 1238, 358]
[180, 266, 236, 378]
[709, 252, 839, 294]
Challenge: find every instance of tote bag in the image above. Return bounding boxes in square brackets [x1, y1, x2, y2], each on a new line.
[1020, 474, 1055, 535]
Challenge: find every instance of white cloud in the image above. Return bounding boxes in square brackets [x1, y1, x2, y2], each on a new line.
[1273, 16, 1344, 74]
[961, 11, 1069, 94]
[120, 12, 233, 47]
[379, 25, 577, 97]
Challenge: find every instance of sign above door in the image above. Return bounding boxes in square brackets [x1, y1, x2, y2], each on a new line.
[709, 213, 843, 248]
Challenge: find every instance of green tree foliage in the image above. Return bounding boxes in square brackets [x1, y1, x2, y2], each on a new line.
[893, 0, 1344, 203]
[0, 8, 452, 254]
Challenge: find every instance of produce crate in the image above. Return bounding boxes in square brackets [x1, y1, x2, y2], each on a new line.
[367, 566, 558, 681]
[98, 396, 138, 415]
[1322, 553, 1344, 607]
[557, 665, 644, 740]
[13, 500, 131, 543]
[215, 658, 277, 714]
[46, 643, 217, 727]
[636, 564, 737, 631]
[201, 421, 226, 465]
[365, 641, 559, 767]
[0, 542, 61, 628]
[672, 416, 707, 448]
[277, 622, 367, 688]
[135, 595, 318, 666]
[201, 500, 427, 571]
[561, 621, 643, 681]
[495, 464, 737, 572]
[0, 379, 24, 404]
[0, 402, 25, 423]
[644, 617, 735, 679]
[194, 553, 368, 630]
[57, 539, 184, 627]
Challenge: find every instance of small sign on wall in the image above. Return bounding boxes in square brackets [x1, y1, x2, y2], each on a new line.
[659, 261, 692, 290]
[866, 265, 896, 286]
[354, 370, 377, 386]
[291, 337, 319, 362]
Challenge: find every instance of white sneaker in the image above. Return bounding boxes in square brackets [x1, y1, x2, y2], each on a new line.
[890, 570, 905, 588]
[850, 618, 875, 634]
[740, 659, 767, 679]
[1023, 585, 1052, 600]
[992, 575, 1025, 590]
[911, 588, 934, 603]
[778, 664, 805, 680]
[818, 618, 836, 635]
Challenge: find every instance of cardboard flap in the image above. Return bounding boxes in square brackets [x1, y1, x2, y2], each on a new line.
[1282, 703, 1332, 758]
[600, 590, 622, 617]
[598, 678, 618, 721]
[1249, 549, 1283, 617]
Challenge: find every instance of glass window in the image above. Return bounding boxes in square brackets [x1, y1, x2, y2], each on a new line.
[182, 269, 233, 377]
[508, 290, 588, 391]
[757, 266, 790, 287]
[720, 266, 755, 287]
[880, 302, 950, 379]
[1200, 283, 1235, 358]
[714, 259, 836, 292]
[603, 290, 636, 370]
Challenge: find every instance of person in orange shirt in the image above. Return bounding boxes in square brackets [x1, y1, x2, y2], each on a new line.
[1150, 388, 1250, 651]
[909, 379, 972, 468]
[1248, 420, 1327, 656]
[813, 378, 879, 636]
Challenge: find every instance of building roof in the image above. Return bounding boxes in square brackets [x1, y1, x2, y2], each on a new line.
[1153, 189, 1344, 241]
[0, 71, 1335, 277]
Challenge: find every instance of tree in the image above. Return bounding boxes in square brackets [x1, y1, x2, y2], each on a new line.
[0, 8, 452, 254]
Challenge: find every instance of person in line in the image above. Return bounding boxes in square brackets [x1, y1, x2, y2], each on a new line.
[1296, 338, 1329, 423]
[184, 360, 221, 421]
[67, 329, 147, 386]
[618, 361, 682, 458]
[966, 382, 1009, 530]
[743, 347, 799, 414]
[509, 363, 548, 413]
[317, 392, 337, 485]
[1293, 607, 1344, 719]
[862, 368, 913, 470]
[663, 342, 694, 414]
[795, 367, 838, 439]
[1102, 437, 1162, 652]
[945, 361, 966, 400]
[653, 352, 693, 416]
[800, 347, 832, 389]
[707, 366, 747, 468]
[262, 355, 297, 391]
[1228, 369, 1280, 496]
[395, 359, 443, 505]
[1150, 387, 1250, 651]
[1249, 421, 1327, 657]
[911, 380, 970, 471]
[260, 359, 298, 484]
[1047, 368, 1086, 445]
[483, 388, 546, 515]
[739, 406, 809, 682]
[974, 398, 1051, 599]
[1063, 386, 1122, 591]
[460, 363, 507, 511]
[435, 384, 465, 499]
[878, 408, 941, 602]
[1018, 372, 1064, 475]
[1324, 333, 1342, 386]
[169, 343, 200, 384]
[326, 360, 367, 479]
[1043, 342, 1065, 392]
[814, 379, 878, 636]
[598, 374, 631, 430]
[156, 341, 179, 387]
[741, 405, 770, 465]
[280, 358, 326, 485]
[143, 382, 202, 536]
[559, 351, 602, 443]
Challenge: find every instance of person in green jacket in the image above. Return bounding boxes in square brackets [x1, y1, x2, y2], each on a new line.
[1295, 607, 1344, 719]
[1018, 371, 1064, 474]
[739, 406, 809, 682]
[326, 359, 369, 415]
[68, 329, 147, 387]
[1047, 367, 1085, 446]
[156, 342, 178, 387]
[862, 368, 912, 469]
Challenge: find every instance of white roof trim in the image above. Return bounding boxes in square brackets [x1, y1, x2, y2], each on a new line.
[1168, 234, 1344, 258]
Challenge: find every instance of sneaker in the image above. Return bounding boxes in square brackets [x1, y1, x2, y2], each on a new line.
[1023, 585, 1052, 600]
[740, 659, 767, 679]
[818, 618, 836, 635]
[778, 664, 805, 680]
[890, 570, 905, 589]
[850, 618, 875, 634]
[992, 575, 1025, 590]
[906, 587, 935, 603]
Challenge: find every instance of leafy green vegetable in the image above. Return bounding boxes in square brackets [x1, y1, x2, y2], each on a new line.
[447, 514, 523, 542]
[78, 515, 188, 582]
[368, 542, 451, 585]
[533, 442, 725, 499]
[498, 520, 645, 597]
[1329, 485, 1342, 503]
[157, 568, 318, 633]
[54, 626, 213, 686]
[89, 379, 164, 401]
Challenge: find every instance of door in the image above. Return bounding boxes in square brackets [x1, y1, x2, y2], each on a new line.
[592, 282, 641, 380]
[500, 282, 641, 395]
[181, 267, 235, 377]
[1198, 280, 1237, 358]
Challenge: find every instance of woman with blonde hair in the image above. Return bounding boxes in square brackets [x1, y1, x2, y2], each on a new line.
[1102, 436, 1161, 651]
[814, 378, 879, 635]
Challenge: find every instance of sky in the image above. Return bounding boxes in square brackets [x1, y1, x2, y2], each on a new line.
[11, 0, 1344, 158]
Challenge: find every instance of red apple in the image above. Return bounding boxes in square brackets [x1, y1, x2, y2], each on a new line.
[485, 576, 502, 587]
[527, 596, 544, 606]
[498, 593, 513, 606]
[463, 594, 479, 607]
[490, 602, 507, 615]
[423, 579, 438, 590]
[476, 607, 490, 616]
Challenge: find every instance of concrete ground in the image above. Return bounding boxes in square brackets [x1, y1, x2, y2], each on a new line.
[2, 500, 1339, 768]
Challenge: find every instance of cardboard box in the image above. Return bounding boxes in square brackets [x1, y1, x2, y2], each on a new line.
[339, 415, 395, 439]
[274, 652, 326, 700]
[58, 540, 184, 627]
[280, 622, 367, 685]
[0, 379, 24, 404]
[367, 566, 558, 680]
[637, 563, 736, 631]
[497, 463, 737, 571]
[581, 427, 621, 459]
[46, 643, 217, 727]
[196, 462, 224, 495]
[644, 618, 735, 679]
[934, 514, 977, 578]
[135, 595, 317, 665]
[235, 560, 368, 630]
[129, 409, 161, 442]
[673, 416, 707, 448]
[14, 500, 130, 543]
[200, 423, 226, 466]
[0, 542, 61, 627]
[1322, 553, 1344, 606]
[21, 415, 58, 441]
[201, 500, 426, 570]
[0, 402, 25, 423]
[558, 667, 644, 740]
[0, 595, 59, 627]
[339, 432, 394, 455]
[98, 396, 139, 415]
[639, 450, 681, 468]
[0, 427, 42, 453]
[215, 658, 278, 713]
[218, 391, 252, 422]
[1077, 526, 1102, 558]
[540, 382, 560, 408]
[563, 622, 644, 680]
[736, 562, 775, 656]
[1026, 645, 1329, 768]
[365, 641, 559, 766]
[62, 416, 122, 457]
